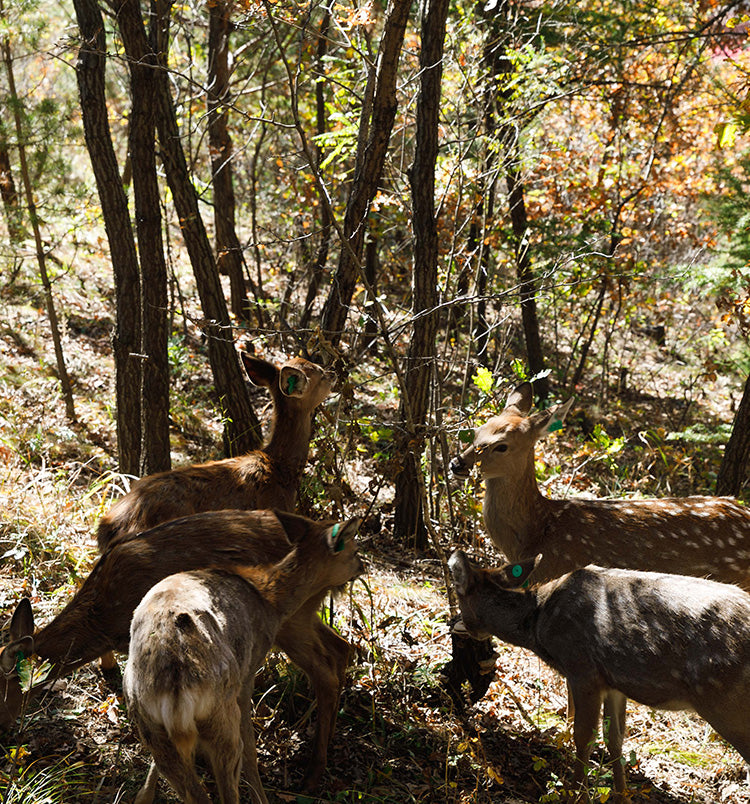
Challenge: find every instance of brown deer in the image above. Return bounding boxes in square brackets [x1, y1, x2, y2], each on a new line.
[0, 510, 355, 790]
[449, 550, 750, 800]
[449, 381, 750, 588]
[96, 352, 334, 551]
[124, 519, 362, 804]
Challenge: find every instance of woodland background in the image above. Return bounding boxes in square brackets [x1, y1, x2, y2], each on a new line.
[3, 0, 750, 801]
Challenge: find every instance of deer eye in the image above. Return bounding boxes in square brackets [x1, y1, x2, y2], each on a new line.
[494, 443, 508, 453]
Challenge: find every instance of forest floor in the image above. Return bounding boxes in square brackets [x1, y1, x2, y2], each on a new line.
[2, 265, 750, 803]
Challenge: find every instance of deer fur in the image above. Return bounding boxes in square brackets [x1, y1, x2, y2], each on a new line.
[124, 518, 362, 804]
[450, 381, 750, 588]
[0, 510, 353, 790]
[96, 353, 333, 552]
[449, 550, 750, 800]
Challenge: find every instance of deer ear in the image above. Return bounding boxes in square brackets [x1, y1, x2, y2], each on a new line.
[279, 366, 308, 398]
[503, 382, 533, 416]
[326, 518, 361, 553]
[0, 599, 35, 674]
[498, 554, 542, 588]
[240, 353, 279, 388]
[448, 550, 476, 595]
[530, 396, 574, 438]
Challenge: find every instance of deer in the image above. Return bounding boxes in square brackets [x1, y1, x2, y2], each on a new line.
[449, 549, 750, 801]
[0, 509, 356, 791]
[123, 518, 362, 804]
[449, 381, 750, 588]
[96, 351, 335, 551]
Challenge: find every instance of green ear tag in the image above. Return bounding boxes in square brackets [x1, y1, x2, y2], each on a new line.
[548, 419, 563, 432]
[512, 564, 523, 578]
[332, 523, 345, 552]
[286, 375, 297, 394]
[15, 651, 24, 674]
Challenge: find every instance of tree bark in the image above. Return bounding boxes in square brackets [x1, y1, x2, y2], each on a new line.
[112, 0, 171, 475]
[152, 0, 261, 455]
[392, 0, 448, 549]
[319, 0, 410, 346]
[717, 372, 750, 496]
[207, 0, 251, 323]
[73, 0, 142, 474]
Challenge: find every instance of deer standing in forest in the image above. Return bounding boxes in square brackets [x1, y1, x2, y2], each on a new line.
[96, 352, 334, 550]
[124, 518, 362, 804]
[0, 510, 355, 791]
[449, 550, 750, 801]
[449, 381, 750, 588]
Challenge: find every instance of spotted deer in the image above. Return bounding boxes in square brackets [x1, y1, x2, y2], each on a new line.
[96, 352, 334, 551]
[449, 550, 750, 800]
[124, 518, 362, 804]
[450, 381, 750, 588]
[0, 510, 353, 790]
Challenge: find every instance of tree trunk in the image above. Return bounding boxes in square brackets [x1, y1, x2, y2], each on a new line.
[392, 0, 448, 549]
[152, 0, 261, 455]
[73, 0, 142, 473]
[207, 0, 251, 323]
[319, 0, 410, 346]
[112, 0, 171, 475]
[717, 372, 750, 497]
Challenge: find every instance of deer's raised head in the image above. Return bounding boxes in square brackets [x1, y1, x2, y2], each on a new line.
[450, 382, 573, 480]
[241, 352, 335, 412]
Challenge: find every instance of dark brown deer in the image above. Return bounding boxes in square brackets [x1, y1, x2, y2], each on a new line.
[449, 381, 750, 588]
[96, 352, 334, 551]
[124, 519, 362, 804]
[449, 550, 750, 800]
[0, 510, 355, 790]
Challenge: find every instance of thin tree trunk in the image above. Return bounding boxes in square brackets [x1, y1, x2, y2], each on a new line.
[0, 132, 22, 242]
[300, 8, 332, 331]
[152, 0, 261, 455]
[207, 0, 252, 323]
[319, 0, 410, 346]
[717, 372, 750, 496]
[112, 0, 171, 475]
[1, 23, 75, 421]
[73, 0, 142, 474]
[392, 0, 448, 549]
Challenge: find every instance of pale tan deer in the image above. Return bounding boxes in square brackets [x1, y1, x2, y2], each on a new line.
[449, 550, 750, 801]
[124, 518, 362, 804]
[0, 510, 354, 790]
[449, 381, 750, 587]
[96, 352, 334, 551]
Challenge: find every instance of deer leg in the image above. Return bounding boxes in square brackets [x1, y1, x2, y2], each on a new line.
[602, 690, 627, 794]
[99, 650, 117, 671]
[144, 728, 212, 804]
[237, 680, 269, 804]
[134, 761, 160, 804]
[201, 702, 245, 804]
[276, 607, 351, 791]
[569, 684, 603, 804]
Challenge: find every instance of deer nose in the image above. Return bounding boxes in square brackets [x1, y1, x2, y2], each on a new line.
[450, 456, 469, 477]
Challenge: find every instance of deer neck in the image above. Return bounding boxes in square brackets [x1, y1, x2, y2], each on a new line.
[263, 399, 314, 475]
[483, 459, 549, 561]
[242, 558, 321, 620]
